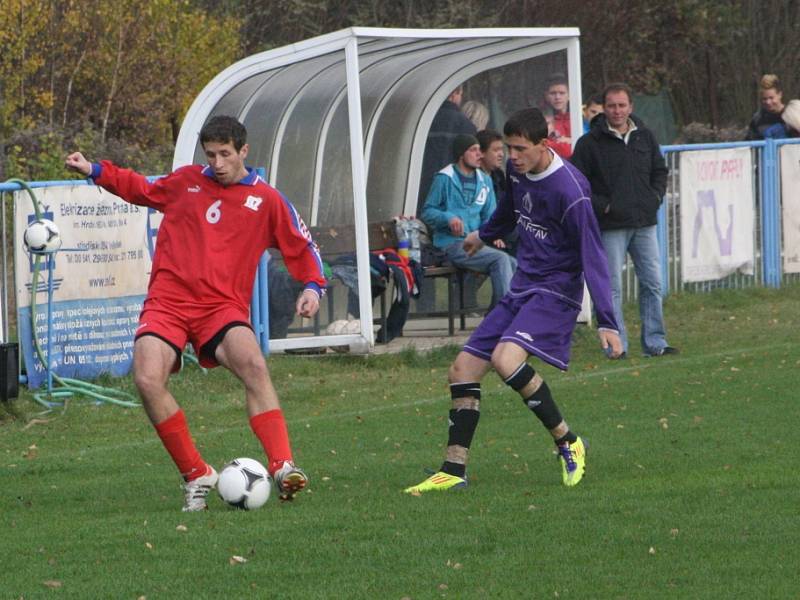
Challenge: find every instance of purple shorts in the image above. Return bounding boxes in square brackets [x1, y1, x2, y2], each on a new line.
[462, 292, 580, 371]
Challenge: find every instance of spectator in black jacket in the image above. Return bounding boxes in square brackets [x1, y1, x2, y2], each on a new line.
[418, 86, 477, 212]
[745, 74, 786, 140]
[571, 83, 677, 359]
[416, 86, 478, 311]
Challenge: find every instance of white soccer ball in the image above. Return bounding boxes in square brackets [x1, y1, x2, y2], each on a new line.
[325, 319, 361, 353]
[23, 218, 62, 254]
[217, 457, 271, 510]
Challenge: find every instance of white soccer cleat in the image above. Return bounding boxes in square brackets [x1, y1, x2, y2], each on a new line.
[182, 465, 219, 512]
[273, 461, 308, 501]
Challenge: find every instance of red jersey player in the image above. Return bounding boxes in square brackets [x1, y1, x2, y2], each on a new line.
[65, 116, 327, 510]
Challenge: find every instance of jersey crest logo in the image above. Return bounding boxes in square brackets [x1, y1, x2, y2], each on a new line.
[244, 195, 263, 211]
[510, 175, 520, 184]
[187, 185, 201, 193]
[522, 193, 533, 214]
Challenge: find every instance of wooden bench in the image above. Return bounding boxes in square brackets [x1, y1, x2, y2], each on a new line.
[308, 221, 471, 337]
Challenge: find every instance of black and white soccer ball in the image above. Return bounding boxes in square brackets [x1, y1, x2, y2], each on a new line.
[23, 218, 62, 254]
[325, 319, 361, 353]
[217, 457, 271, 510]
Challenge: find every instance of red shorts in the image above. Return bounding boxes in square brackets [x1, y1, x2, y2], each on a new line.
[134, 297, 252, 370]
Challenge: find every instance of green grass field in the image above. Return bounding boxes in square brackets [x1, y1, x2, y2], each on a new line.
[2, 286, 799, 599]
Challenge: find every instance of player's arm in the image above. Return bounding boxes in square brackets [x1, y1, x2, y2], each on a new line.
[472, 170, 515, 251]
[565, 198, 622, 357]
[270, 192, 326, 316]
[65, 152, 171, 211]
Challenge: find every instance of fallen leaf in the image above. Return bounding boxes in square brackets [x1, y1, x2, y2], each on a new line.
[230, 555, 248, 565]
[648, 547, 656, 555]
[176, 525, 188, 532]
[145, 542, 153, 550]
[670, 528, 679, 538]
[438, 583, 449, 590]
[730, 367, 740, 372]
[43, 580, 62, 589]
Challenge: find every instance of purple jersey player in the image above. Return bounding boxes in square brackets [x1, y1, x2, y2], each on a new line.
[405, 108, 622, 494]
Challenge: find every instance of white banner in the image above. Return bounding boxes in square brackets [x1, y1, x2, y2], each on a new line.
[679, 148, 755, 282]
[15, 185, 154, 388]
[780, 144, 800, 274]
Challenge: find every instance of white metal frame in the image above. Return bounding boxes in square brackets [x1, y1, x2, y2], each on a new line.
[174, 27, 582, 353]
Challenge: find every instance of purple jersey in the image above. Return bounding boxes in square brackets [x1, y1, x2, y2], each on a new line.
[478, 152, 618, 331]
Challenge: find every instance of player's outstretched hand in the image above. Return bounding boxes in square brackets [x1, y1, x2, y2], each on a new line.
[65, 152, 92, 177]
[296, 288, 320, 318]
[599, 329, 623, 358]
[462, 231, 484, 257]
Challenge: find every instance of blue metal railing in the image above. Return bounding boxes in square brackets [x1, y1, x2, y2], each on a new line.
[4, 138, 800, 344]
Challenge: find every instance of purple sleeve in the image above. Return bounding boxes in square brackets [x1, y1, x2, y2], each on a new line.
[564, 198, 619, 332]
[478, 175, 516, 243]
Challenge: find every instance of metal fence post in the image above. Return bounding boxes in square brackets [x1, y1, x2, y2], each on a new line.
[761, 139, 781, 288]
[657, 150, 670, 296]
[251, 167, 269, 354]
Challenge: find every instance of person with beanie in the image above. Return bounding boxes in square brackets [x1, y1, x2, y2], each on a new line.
[421, 134, 517, 309]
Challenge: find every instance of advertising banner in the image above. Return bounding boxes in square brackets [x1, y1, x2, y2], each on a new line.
[779, 144, 800, 274]
[679, 148, 755, 282]
[15, 185, 155, 388]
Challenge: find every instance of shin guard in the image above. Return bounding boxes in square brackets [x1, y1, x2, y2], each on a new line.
[522, 381, 563, 430]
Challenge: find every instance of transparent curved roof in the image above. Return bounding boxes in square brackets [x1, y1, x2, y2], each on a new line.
[175, 27, 583, 227]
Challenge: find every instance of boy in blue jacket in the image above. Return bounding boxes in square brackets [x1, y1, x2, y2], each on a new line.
[421, 134, 517, 308]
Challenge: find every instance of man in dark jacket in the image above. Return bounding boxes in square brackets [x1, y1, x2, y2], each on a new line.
[417, 86, 477, 212]
[416, 86, 478, 311]
[571, 83, 677, 358]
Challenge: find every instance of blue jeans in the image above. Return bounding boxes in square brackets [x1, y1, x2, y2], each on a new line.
[444, 241, 517, 309]
[601, 226, 668, 355]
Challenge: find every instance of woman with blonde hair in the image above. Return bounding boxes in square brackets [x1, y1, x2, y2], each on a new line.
[462, 100, 489, 131]
[746, 74, 786, 140]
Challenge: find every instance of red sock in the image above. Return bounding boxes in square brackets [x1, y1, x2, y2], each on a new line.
[154, 409, 207, 481]
[250, 409, 293, 475]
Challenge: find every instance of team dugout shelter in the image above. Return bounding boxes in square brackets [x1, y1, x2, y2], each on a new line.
[174, 27, 583, 354]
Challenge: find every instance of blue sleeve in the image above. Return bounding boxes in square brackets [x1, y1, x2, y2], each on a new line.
[420, 175, 456, 230]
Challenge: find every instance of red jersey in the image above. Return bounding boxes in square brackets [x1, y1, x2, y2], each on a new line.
[94, 162, 326, 313]
[545, 111, 573, 159]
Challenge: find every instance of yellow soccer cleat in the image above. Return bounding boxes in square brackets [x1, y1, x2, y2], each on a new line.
[557, 436, 587, 487]
[404, 471, 467, 494]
